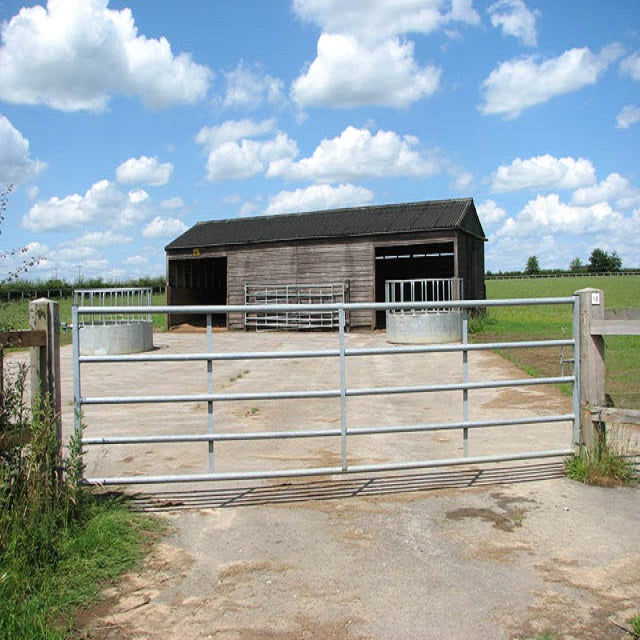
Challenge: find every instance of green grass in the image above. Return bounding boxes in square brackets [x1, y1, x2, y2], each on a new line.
[629, 611, 640, 637]
[0, 366, 163, 638]
[475, 276, 640, 408]
[0, 498, 162, 639]
[0, 292, 168, 338]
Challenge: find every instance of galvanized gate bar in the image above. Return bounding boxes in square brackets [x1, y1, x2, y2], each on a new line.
[77, 296, 576, 316]
[206, 313, 214, 473]
[74, 296, 579, 485]
[79, 375, 574, 406]
[84, 449, 574, 486]
[339, 308, 348, 471]
[77, 338, 574, 364]
[462, 308, 469, 456]
[82, 414, 575, 445]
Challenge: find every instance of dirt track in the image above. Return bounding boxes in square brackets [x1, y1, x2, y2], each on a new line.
[76, 476, 639, 640]
[13, 330, 640, 639]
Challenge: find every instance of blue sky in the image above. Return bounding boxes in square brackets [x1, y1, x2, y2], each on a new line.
[0, 0, 638, 282]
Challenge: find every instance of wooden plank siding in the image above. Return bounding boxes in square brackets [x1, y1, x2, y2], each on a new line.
[226, 238, 374, 329]
[166, 228, 485, 330]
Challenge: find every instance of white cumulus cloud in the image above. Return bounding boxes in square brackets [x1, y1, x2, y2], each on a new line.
[72, 230, 132, 247]
[21, 179, 151, 231]
[223, 62, 284, 109]
[196, 118, 276, 148]
[266, 184, 374, 215]
[620, 52, 640, 81]
[491, 154, 596, 192]
[142, 216, 187, 239]
[292, 0, 479, 43]
[116, 156, 173, 186]
[128, 189, 148, 204]
[290, 0, 478, 109]
[0, 0, 212, 111]
[495, 193, 623, 238]
[479, 44, 623, 119]
[488, 0, 539, 47]
[161, 196, 185, 209]
[616, 105, 640, 129]
[196, 118, 298, 180]
[571, 173, 640, 210]
[291, 34, 441, 108]
[268, 126, 441, 183]
[0, 114, 47, 184]
[239, 199, 262, 217]
[123, 255, 148, 266]
[476, 199, 507, 225]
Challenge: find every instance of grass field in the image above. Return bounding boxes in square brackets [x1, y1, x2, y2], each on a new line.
[0, 292, 168, 341]
[477, 276, 640, 408]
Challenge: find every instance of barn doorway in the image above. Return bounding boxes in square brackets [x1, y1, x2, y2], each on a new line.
[167, 256, 227, 327]
[374, 242, 455, 328]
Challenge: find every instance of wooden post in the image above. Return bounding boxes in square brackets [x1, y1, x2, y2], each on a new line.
[575, 288, 605, 449]
[29, 299, 62, 445]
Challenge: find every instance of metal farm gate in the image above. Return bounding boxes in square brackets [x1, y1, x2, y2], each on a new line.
[72, 298, 580, 485]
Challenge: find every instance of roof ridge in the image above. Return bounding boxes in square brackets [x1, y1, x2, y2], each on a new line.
[166, 198, 484, 251]
[193, 197, 474, 227]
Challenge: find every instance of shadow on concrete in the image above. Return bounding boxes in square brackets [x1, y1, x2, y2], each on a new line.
[128, 460, 567, 512]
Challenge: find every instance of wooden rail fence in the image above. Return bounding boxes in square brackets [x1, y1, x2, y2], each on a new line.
[0, 298, 61, 447]
[576, 288, 640, 447]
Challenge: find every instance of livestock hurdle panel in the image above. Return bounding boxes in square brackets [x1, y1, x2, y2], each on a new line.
[72, 298, 580, 485]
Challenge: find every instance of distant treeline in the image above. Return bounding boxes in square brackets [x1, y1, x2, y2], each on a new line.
[0, 276, 167, 301]
[485, 268, 640, 280]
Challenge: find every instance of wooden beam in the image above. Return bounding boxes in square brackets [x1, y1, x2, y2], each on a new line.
[0, 329, 46, 348]
[592, 407, 640, 427]
[590, 319, 640, 336]
[576, 288, 605, 449]
[605, 308, 640, 321]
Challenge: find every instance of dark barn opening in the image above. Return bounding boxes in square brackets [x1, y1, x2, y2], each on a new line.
[167, 256, 227, 327]
[374, 242, 455, 328]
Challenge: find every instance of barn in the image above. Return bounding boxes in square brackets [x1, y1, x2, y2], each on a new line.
[164, 197, 486, 330]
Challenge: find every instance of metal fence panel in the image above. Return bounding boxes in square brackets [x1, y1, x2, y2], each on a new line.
[73, 297, 579, 485]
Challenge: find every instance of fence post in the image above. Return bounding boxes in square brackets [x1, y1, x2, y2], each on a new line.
[575, 288, 605, 449]
[29, 298, 62, 444]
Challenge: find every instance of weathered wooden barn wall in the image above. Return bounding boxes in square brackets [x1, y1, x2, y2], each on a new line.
[166, 228, 483, 329]
[226, 237, 373, 329]
[454, 232, 486, 301]
[165, 198, 488, 330]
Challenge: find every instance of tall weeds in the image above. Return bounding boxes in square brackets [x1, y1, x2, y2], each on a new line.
[0, 361, 86, 634]
[565, 426, 637, 487]
[0, 360, 30, 434]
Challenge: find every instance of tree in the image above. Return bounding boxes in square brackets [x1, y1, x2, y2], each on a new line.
[524, 255, 540, 275]
[587, 248, 622, 273]
[569, 257, 583, 272]
[1, 185, 39, 284]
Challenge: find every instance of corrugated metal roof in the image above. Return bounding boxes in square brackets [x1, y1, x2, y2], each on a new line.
[165, 198, 485, 251]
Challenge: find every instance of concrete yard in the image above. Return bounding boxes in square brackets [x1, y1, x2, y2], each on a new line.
[18, 330, 640, 638]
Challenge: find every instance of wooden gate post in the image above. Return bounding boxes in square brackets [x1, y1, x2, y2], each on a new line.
[29, 298, 62, 444]
[575, 288, 605, 449]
